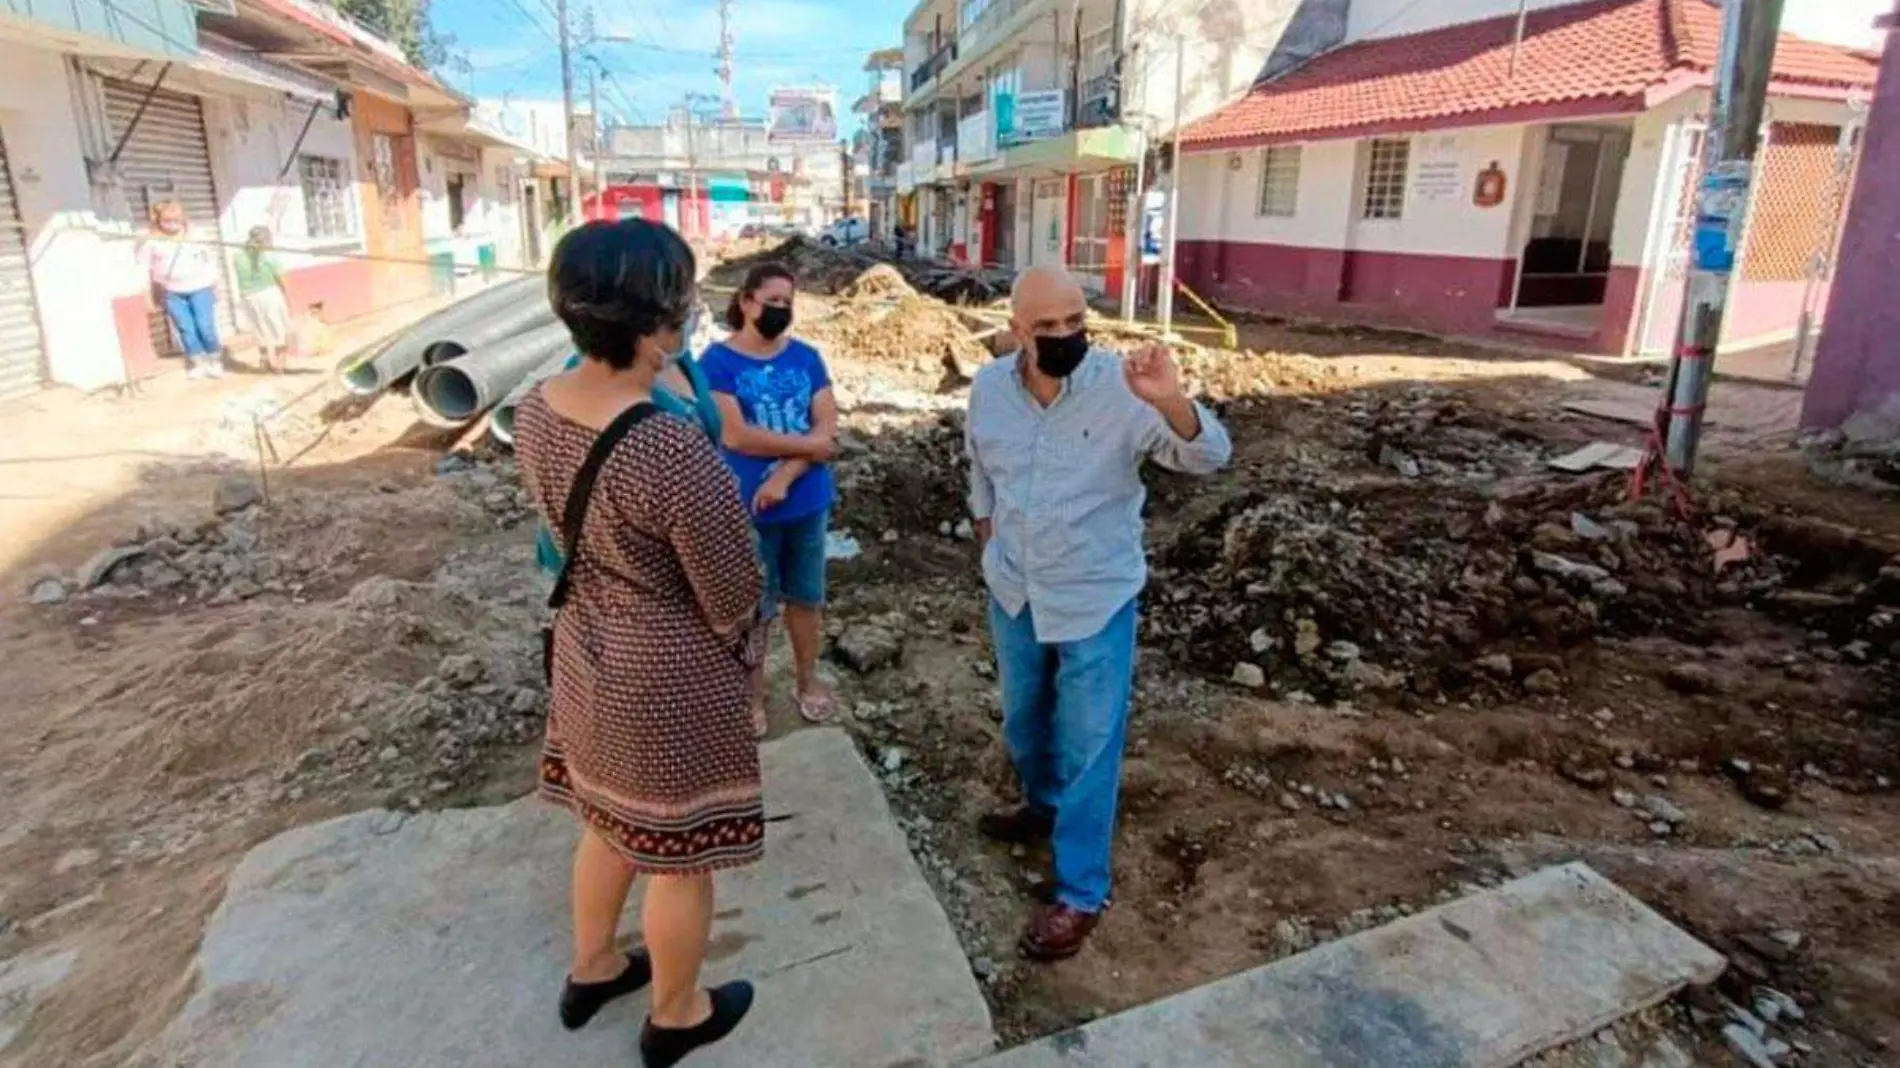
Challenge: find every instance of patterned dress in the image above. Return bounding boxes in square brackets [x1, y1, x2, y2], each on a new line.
[514, 389, 766, 873]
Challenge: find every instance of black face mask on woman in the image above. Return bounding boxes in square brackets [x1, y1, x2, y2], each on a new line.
[755, 304, 794, 341]
[1034, 329, 1089, 378]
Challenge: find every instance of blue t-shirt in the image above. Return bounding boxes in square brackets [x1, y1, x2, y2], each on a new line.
[699, 338, 837, 526]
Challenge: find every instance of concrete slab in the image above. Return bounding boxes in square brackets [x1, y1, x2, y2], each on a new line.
[134, 728, 995, 1068]
[969, 863, 1723, 1068]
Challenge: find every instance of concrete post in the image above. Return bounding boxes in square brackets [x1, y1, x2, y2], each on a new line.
[1800, 2, 1900, 429]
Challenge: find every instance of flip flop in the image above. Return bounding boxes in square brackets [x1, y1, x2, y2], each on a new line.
[795, 691, 836, 725]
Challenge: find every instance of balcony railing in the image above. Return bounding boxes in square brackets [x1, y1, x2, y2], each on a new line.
[958, 0, 1032, 57]
[910, 42, 958, 92]
[1077, 70, 1118, 129]
[957, 109, 994, 164]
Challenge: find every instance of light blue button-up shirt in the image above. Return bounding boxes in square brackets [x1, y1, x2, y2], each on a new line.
[965, 348, 1233, 644]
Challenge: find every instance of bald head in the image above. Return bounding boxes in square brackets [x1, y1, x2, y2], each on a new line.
[1010, 264, 1088, 344]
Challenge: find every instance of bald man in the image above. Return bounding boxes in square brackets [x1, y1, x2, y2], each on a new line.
[965, 265, 1232, 960]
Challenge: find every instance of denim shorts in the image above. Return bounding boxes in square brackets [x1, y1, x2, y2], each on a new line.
[757, 509, 828, 619]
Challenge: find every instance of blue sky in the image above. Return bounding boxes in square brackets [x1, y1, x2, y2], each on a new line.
[439, 0, 899, 132]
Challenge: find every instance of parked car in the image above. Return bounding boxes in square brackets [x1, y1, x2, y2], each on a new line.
[820, 217, 869, 247]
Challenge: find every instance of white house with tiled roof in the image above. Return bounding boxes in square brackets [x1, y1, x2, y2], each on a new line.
[1174, 0, 1882, 360]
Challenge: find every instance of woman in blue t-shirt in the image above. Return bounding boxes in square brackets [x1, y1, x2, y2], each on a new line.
[701, 263, 839, 725]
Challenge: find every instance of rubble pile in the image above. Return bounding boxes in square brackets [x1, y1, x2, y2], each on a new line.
[57, 464, 531, 610]
[833, 413, 971, 539]
[1144, 471, 1838, 702]
[708, 235, 1009, 305]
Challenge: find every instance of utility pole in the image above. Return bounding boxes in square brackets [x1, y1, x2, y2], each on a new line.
[1156, 34, 1186, 337]
[557, 0, 580, 224]
[716, 0, 737, 120]
[683, 107, 699, 239]
[1508, 0, 1530, 80]
[1654, 0, 1786, 478]
[589, 66, 604, 220]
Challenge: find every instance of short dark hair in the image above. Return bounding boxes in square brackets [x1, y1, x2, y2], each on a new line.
[724, 262, 797, 331]
[548, 219, 697, 370]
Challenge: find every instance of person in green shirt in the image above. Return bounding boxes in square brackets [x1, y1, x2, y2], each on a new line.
[235, 225, 294, 373]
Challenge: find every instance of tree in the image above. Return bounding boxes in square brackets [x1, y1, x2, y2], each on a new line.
[334, 0, 465, 73]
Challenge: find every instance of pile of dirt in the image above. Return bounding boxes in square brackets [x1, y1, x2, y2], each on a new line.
[708, 236, 885, 295]
[833, 413, 972, 540]
[840, 262, 917, 301]
[19, 454, 545, 817]
[804, 294, 992, 388]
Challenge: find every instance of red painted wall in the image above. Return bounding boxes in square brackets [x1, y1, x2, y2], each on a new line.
[282, 260, 377, 324]
[112, 295, 160, 381]
[1178, 239, 1531, 344]
[1599, 266, 1644, 355]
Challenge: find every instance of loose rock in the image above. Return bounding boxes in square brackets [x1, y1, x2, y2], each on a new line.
[28, 578, 68, 606]
[834, 624, 904, 675]
[1231, 663, 1267, 689]
[213, 475, 264, 515]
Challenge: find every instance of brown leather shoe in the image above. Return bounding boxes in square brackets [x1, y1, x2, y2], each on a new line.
[1018, 903, 1099, 962]
[977, 805, 1054, 845]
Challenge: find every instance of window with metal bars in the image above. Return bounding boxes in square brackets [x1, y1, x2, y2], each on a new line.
[298, 155, 357, 240]
[1361, 139, 1410, 220]
[1257, 144, 1302, 218]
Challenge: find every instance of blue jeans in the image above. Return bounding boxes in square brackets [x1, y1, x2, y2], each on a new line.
[988, 597, 1138, 914]
[757, 509, 828, 620]
[163, 287, 221, 360]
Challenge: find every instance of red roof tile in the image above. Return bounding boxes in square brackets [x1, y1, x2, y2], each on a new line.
[1182, 0, 1879, 151]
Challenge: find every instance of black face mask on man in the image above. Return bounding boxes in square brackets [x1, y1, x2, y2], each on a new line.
[1033, 329, 1090, 378]
[755, 304, 794, 341]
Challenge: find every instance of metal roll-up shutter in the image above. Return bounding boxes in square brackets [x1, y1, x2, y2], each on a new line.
[103, 80, 239, 357]
[0, 130, 46, 400]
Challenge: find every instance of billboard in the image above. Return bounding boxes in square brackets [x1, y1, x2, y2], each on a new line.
[768, 87, 840, 144]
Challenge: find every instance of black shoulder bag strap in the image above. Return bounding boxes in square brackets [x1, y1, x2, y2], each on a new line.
[543, 401, 659, 682]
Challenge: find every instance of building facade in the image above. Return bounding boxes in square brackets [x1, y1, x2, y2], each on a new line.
[1173, 0, 1880, 356]
[0, 0, 550, 402]
[594, 109, 845, 239]
[896, 0, 1304, 296]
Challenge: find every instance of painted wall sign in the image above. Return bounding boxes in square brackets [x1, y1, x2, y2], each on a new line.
[1412, 135, 1465, 203]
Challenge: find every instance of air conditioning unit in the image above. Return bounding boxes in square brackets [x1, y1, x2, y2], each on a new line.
[188, 0, 239, 15]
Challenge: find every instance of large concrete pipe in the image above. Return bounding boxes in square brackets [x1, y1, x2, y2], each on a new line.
[412, 322, 573, 429]
[489, 351, 576, 446]
[335, 275, 544, 396]
[415, 299, 559, 370]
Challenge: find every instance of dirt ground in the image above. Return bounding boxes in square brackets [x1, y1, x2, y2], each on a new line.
[1, 248, 1897, 1068]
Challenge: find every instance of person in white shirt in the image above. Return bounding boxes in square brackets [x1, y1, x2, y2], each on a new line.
[965, 264, 1232, 960]
[137, 200, 226, 380]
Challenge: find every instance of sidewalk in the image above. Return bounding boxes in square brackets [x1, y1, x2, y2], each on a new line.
[0, 278, 510, 577]
[132, 729, 997, 1068]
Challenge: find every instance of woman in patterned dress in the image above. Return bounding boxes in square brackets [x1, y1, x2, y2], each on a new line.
[514, 219, 763, 1068]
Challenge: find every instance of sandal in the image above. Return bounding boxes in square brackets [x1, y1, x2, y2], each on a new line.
[795, 690, 836, 725]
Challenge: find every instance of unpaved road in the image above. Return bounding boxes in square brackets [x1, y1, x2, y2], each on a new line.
[1, 259, 1896, 1067]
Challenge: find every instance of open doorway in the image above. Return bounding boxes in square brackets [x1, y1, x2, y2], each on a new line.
[1505, 124, 1632, 335]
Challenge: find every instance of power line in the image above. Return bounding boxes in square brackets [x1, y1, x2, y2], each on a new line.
[497, 0, 563, 50]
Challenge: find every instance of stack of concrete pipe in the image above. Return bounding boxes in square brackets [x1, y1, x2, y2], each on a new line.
[336, 275, 545, 396]
[413, 323, 570, 430]
[334, 274, 583, 432]
[488, 351, 575, 446]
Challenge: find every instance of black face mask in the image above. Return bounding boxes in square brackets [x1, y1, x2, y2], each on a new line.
[755, 304, 794, 341]
[1033, 329, 1090, 378]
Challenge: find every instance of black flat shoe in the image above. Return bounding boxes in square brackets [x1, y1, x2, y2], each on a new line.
[639, 981, 755, 1067]
[559, 950, 653, 1031]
